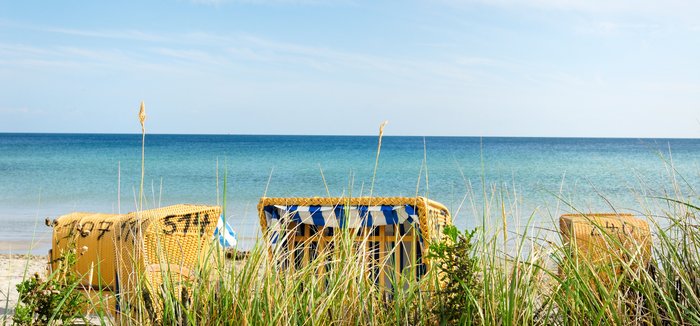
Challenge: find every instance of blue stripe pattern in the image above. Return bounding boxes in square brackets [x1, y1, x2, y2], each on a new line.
[310, 205, 325, 226]
[358, 205, 372, 226]
[264, 206, 279, 220]
[288, 205, 301, 223]
[404, 205, 416, 223]
[265, 204, 418, 228]
[334, 206, 346, 228]
[381, 205, 398, 224]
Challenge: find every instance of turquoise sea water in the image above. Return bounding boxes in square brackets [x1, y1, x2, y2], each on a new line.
[1, 133, 699, 250]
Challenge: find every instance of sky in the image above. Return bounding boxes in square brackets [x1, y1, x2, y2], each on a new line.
[0, 0, 699, 137]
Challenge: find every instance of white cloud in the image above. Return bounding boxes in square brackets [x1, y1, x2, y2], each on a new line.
[229, 34, 480, 81]
[639, 81, 700, 93]
[0, 107, 45, 115]
[0, 107, 29, 114]
[0, 43, 53, 57]
[0, 22, 487, 85]
[0, 20, 168, 42]
[150, 48, 229, 65]
[46, 27, 167, 42]
[591, 21, 618, 34]
[454, 56, 500, 66]
[190, 0, 354, 6]
[0, 42, 185, 73]
[190, 0, 226, 5]
[58, 47, 131, 62]
[442, 0, 700, 14]
[440, 0, 697, 39]
[575, 21, 664, 36]
[439, 0, 700, 27]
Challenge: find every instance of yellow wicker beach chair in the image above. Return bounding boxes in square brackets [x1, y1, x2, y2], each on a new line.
[50, 212, 123, 315]
[559, 213, 651, 279]
[51, 212, 122, 291]
[114, 204, 221, 318]
[258, 196, 452, 289]
[50, 204, 221, 318]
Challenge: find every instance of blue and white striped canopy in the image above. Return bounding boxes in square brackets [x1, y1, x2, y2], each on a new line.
[263, 204, 418, 229]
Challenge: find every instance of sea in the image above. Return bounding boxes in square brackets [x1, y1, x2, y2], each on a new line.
[1, 133, 699, 252]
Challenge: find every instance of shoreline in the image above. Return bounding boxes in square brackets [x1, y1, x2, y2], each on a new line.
[0, 240, 51, 256]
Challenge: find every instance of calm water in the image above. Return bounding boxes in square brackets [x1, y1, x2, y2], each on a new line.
[1, 133, 699, 249]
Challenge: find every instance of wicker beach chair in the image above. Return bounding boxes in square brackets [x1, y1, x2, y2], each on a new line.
[559, 213, 652, 280]
[50, 212, 123, 314]
[114, 204, 221, 318]
[50, 204, 221, 318]
[51, 212, 122, 290]
[258, 196, 452, 290]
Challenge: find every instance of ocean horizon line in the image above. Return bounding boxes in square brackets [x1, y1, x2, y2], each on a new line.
[1, 131, 698, 141]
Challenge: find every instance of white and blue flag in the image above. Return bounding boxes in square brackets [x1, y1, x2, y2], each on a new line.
[214, 215, 238, 248]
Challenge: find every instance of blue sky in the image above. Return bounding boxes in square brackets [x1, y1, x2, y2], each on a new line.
[0, 0, 699, 137]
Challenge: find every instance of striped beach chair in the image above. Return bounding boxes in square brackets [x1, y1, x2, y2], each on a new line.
[258, 196, 452, 289]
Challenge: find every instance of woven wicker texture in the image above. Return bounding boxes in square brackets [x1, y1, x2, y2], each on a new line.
[52, 212, 122, 290]
[560, 213, 651, 269]
[257, 197, 452, 285]
[115, 204, 221, 316]
[79, 289, 118, 315]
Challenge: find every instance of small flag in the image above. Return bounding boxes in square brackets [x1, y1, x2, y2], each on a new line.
[214, 215, 238, 248]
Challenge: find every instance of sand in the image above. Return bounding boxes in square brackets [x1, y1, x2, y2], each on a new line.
[0, 254, 47, 317]
[0, 251, 248, 323]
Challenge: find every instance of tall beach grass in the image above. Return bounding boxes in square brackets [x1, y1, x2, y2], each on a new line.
[8, 161, 700, 325]
[6, 113, 700, 324]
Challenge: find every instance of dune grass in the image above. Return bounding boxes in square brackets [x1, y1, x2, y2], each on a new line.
[6, 173, 700, 325]
[6, 115, 700, 324]
[7, 149, 700, 325]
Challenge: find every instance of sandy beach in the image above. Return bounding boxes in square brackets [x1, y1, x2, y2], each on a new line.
[0, 254, 47, 317]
